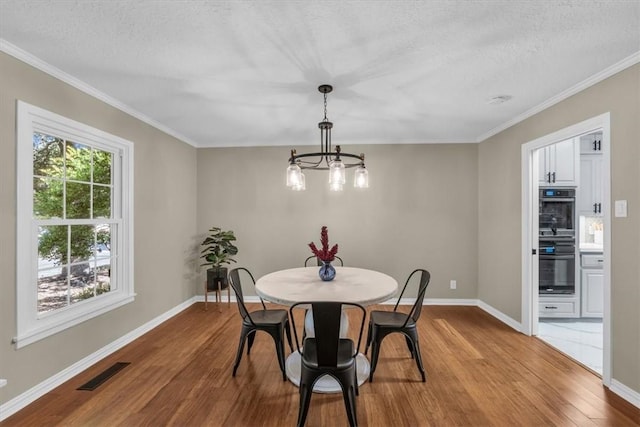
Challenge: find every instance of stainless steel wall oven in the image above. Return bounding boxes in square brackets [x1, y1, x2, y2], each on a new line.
[539, 188, 576, 295]
[539, 238, 575, 294]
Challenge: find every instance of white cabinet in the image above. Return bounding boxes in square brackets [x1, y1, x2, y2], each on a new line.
[581, 253, 604, 318]
[579, 132, 603, 154]
[577, 152, 604, 216]
[539, 138, 578, 187]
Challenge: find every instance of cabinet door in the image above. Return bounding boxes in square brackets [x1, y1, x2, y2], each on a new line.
[551, 139, 578, 186]
[539, 139, 577, 186]
[577, 155, 603, 216]
[581, 269, 604, 318]
[538, 146, 551, 186]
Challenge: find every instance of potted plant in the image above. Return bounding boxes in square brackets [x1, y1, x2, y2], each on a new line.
[200, 227, 238, 291]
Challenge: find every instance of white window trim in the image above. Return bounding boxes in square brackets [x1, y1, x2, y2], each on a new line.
[15, 100, 134, 349]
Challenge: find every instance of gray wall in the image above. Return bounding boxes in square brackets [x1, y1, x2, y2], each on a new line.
[478, 64, 640, 392]
[0, 52, 198, 403]
[196, 143, 479, 299]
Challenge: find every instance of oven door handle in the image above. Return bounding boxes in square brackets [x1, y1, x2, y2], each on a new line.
[540, 197, 575, 202]
[539, 255, 575, 260]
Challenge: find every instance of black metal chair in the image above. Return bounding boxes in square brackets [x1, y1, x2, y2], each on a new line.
[304, 255, 344, 267]
[365, 269, 431, 382]
[289, 301, 366, 427]
[228, 267, 294, 381]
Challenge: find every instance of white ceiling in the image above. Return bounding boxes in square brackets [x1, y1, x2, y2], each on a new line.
[1, 1, 639, 148]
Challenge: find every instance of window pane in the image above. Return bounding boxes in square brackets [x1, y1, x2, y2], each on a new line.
[70, 225, 94, 261]
[34, 177, 63, 219]
[65, 182, 91, 219]
[38, 269, 68, 314]
[33, 133, 63, 178]
[38, 225, 68, 266]
[96, 263, 112, 293]
[65, 141, 91, 182]
[70, 268, 94, 305]
[93, 148, 112, 184]
[93, 185, 111, 218]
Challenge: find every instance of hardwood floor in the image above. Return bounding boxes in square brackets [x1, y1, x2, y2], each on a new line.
[2, 304, 639, 426]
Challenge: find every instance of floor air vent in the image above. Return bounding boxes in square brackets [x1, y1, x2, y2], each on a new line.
[77, 362, 130, 391]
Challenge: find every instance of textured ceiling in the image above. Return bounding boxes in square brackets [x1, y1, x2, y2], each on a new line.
[1, 1, 639, 148]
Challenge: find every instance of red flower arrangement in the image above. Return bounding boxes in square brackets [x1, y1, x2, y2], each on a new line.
[308, 226, 338, 262]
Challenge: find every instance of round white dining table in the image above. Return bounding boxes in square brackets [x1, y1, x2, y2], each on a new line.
[255, 266, 398, 393]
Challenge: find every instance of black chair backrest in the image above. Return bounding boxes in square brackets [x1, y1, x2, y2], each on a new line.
[290, 301, 366, 368]
[228, 267, 266, 325]
[304, 256, 344, 267]
[393, 269, 431, 326]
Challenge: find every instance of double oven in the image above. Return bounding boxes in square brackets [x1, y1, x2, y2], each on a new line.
[539, 188, 576, 295]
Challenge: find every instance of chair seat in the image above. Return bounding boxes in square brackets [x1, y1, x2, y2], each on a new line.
[369, 310, 415, 328]
[244, 309, 289, 325]
[301, 338, 355, 370]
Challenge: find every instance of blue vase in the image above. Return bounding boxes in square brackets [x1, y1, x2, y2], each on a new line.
[318, 261, 336, 281]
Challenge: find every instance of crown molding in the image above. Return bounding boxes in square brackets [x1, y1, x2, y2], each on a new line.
[0, 39, 199, 147]
[477, 51, 640, 142]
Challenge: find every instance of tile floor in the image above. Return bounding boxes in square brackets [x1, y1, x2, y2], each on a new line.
[537, 319, 603, 375]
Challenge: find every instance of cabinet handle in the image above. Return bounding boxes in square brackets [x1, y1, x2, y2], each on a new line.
[598, 140, 601, 151]
[545, 306, 558, 310]
[546, 172, 551, 183]
[593, 140, 597, 151]
[594, 203, 598, 213]
[551, 172, 556, 183]
[598, 203, 602, 213]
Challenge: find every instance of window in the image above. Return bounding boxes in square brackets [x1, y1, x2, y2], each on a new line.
[16, 101, 134, 348]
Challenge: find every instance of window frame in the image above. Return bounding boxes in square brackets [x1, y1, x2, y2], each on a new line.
[16, 101, 134, 349]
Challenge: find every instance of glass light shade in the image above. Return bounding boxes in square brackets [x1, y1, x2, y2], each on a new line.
[354, 165, 369, 188]
[292, 172, 305, 191]
[286, 163, 302, 187]
[328, 159, 346, 185]
[329, 180, 343, 192]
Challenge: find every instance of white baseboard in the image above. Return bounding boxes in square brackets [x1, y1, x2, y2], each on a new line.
[610, 379, 640, 409]
[0, 297, 197, 421]
[476, 300, 523, 332]
[3, 295, 638, 420]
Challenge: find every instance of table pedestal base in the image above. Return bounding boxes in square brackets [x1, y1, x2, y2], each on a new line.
[285, 352, 370, 394]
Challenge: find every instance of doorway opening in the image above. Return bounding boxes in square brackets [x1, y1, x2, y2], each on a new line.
[520, 113, 611, 386]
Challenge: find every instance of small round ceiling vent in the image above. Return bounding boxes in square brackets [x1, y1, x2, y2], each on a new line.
[487, 95, 513, 105]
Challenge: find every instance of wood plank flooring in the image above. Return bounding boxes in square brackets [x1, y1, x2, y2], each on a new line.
[2, 304, 639, 426]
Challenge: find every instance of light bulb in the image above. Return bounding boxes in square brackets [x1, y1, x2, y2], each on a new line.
[292, 172, 305, 191]
[329, 159, 346, 185]
[354, 165, 369, 188]
[329, 180, 343, 192]
[286, 163, 302, 187]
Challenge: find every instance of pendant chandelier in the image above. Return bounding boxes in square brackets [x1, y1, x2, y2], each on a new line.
[286, 85, 369, 191]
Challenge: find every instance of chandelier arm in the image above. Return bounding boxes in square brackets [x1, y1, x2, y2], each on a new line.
[292, 151, 364, 169]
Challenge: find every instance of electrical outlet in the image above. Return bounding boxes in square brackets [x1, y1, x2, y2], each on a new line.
[450, 280, 457, 290]
[0, 379, 7, 388]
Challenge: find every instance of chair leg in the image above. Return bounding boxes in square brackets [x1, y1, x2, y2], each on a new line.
[364, 321, 372, 355]
[412, 338, 426, 382]
[247, 330, 256, 355]
[232, 327, 249, 376]
[335, 369, 358, 427]
[297, 382, 314, 427]
[269, 330, 288, 381]
[342, 384, 357, 427]
[285, 320, 294, 353]
[407, 330, 426, 382]
[369, 338, 381, 382]
[405, 335, 415, 359]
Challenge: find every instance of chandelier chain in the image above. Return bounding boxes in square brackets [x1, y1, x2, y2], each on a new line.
[323, 92, 328, 121]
